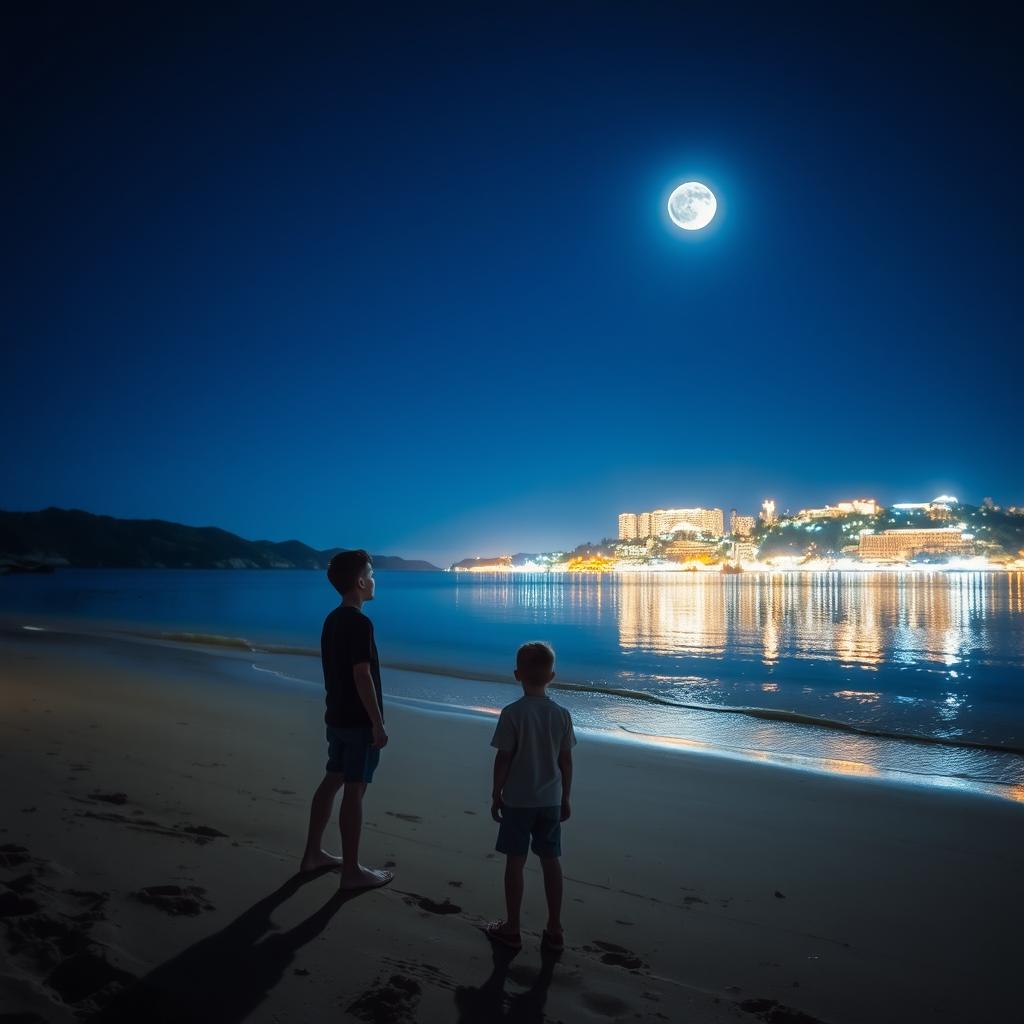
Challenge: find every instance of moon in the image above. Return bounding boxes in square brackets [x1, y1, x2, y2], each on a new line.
[667, 181, 717, 231]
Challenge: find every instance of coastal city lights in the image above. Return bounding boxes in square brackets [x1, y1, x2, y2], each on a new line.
[450, 494, 1024, 573]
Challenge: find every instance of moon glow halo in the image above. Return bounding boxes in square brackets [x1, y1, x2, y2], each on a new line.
[667, 182, 717, 231]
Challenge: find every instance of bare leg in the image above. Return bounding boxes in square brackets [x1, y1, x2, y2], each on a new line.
[539, 856, 563, 938]
[504, 855, 527, 931]
[339, 782, 392, 890]
[300, 772, 344, 872]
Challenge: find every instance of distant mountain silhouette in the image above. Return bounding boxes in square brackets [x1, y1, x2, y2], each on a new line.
[0, 508, 440, 571]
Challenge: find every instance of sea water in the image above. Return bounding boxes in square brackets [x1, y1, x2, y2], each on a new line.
[3, 569, 1023, 799]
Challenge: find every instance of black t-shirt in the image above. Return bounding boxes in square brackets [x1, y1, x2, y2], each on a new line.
[321, 605, 383, 728]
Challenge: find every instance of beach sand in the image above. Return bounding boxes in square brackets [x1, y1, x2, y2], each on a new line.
[1, 626, 1021, 1023]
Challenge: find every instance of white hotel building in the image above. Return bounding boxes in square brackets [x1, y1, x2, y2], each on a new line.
[797, 498, 880, 521]
[858, 528, 972, 561]
[619, 507, 725, 540]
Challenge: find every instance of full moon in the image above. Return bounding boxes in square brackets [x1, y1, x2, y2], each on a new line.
[667, 181, 717, 231]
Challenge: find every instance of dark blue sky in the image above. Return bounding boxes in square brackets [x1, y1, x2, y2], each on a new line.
[4, 6, 1020, 564]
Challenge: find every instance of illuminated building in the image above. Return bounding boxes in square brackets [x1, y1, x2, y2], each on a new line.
[760, 499, 777, 526]
[616, 543, 650, 560]
[730, 510, 756, 536]
[665, 538, 720, 562]
[732, 540, 759, 562]
[654, 507, 725, 537]
[619, 507, 725, 540]
[891, 495, 959, 512]
[797, 498, 879, 520]
[858, 528, 973, 561]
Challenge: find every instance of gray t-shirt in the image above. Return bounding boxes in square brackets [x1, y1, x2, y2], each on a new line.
[491, 694, 577, 808]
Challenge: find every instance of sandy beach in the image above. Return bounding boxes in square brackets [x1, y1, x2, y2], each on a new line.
[1, 624, 1022, 1024]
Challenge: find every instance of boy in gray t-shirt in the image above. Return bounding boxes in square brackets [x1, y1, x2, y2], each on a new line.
[487, 642, 577, 953]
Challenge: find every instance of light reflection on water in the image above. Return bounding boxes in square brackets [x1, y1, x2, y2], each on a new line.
[440, 571, 1024, 792]
[615, 571, 998, 672]
[3, 568, 1023, 795]
[448, 570, 1023, 744]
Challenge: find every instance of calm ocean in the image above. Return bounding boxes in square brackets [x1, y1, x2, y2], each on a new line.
[3, 569, 1023, 799]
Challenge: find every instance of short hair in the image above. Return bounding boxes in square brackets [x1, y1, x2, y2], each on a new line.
[516, 641, 555, 680]
[327, 550, 372, 595]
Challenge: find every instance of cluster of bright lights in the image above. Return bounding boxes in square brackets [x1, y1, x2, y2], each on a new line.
[450, 494, 1021, 574]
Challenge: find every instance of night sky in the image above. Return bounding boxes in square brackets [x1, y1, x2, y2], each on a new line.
[4, 6, 1020, 564]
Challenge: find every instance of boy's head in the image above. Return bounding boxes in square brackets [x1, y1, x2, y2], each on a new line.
[327, 550, 375, 600]
[514, 641, 556, 689]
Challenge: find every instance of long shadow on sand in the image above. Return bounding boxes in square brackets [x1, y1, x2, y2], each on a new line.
[91, 870, 365, 1023]
[454, 944, 559, 1023]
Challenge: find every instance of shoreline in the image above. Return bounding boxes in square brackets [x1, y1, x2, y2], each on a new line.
[5, 620, 1024, 804]
[4, 570, 1022, 774]
[1, 626, 1022, 1023]
[159, 630, 1024, 759]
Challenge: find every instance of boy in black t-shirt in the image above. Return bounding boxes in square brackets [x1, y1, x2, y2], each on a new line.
[300, 550, 392, 890]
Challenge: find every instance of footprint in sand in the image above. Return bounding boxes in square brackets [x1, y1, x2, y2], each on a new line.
[272, 788, 296, 795]
[179, 824, 229, 843]
[381, 958, 451, 988]
[739, 996, 825, 1023]
[580, 991, 630, 1016]
[0, 844, 32, 869]
[0, 890, 41, 917]
[0, 866, 135, 1012]
[403, 893, 461, 916]
[347, 974, 421, 1023]
[385, 812, 422, 823]
[133, 884, 214, 916]
[77, 810, 227, 845]
[89, 792, 128, 805]
[62, 889, 110, 926]
[48, 948, 136, 1006]
[82, 810, 178, 838]
[588, 940, 648, 971]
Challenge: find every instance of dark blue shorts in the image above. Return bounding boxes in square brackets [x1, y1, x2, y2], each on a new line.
[496, 805, 561, 858]
[325, 726, 380, 783]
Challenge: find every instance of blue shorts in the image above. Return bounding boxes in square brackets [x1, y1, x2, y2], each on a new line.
[325, 726, 380, 783]
[496, 806, 561, 858]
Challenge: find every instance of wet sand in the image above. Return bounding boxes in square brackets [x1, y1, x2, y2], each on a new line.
[1, 626, 1021, 1023]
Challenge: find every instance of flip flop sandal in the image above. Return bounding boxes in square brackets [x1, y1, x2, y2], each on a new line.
[485, 921, 522, 950]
